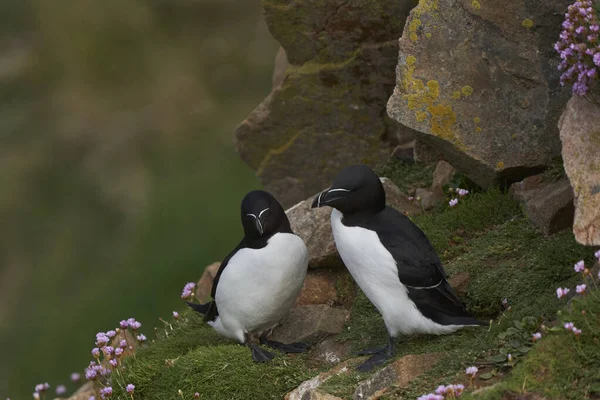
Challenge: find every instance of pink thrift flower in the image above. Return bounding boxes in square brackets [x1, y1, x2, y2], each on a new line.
[556, 287, 570, 299]
[576, 284, 587, 294]
[181, 282, 196, 299]
[594, 249, 600, 259]
[173, 311, 180, 319]
[574, 260, 585, 272]
[71, 373, 81, 382]
[573, 328, 582, 336]
[137, 334, 147, 343]
[126, 384, 135, 394]
[449, 198, 458, 207]
[564, 322, 575, 330]
[194, 393, 200, 399]
[532, 332, 542, 341]
[466, 366, 478, 377]
[91, 348, 100, 358]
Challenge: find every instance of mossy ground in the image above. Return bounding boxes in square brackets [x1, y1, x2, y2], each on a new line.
[115, 161, 597, 400]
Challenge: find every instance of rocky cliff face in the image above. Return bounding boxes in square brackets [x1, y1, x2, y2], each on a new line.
[235, 0, 417, 208]
[386, 0, 572, 187]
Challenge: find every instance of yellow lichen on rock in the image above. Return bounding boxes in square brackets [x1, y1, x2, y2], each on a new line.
[461, 85, 474, 96]
[476, 127, 482, 133]
[452, 91, 461, 99]
[496, 161, 505, 169]
[522, 18, 534, 28]
[474, 117, 480, 124]
[410, 32, 419, 41]
[409, 18, 422, 32]
[400, 56, 457, 142]
[471, 0, 481, 9]
[426, 32, 432, 38]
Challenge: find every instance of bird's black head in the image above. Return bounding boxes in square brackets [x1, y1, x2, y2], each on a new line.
[311, 164, 385, 215]
[241, 190, 292, 239]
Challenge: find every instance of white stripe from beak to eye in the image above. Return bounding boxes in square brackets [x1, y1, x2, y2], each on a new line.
[405, 279, 444, 290]
[327, 188, 351, 193]
[317, 191, 324, 208]
[258, 207, 269, 218]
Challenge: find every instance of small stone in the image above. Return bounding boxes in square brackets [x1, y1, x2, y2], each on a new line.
[431, 160, 456, 193]
[195, 262, 221, 302]
[448, 271, 470, 297]
[414, 187, 440, 211]
[509, 175, 574, 235]
[352, 353, 442, 400]
[309, 337, 352, 364]
[271, 305, 350, 344]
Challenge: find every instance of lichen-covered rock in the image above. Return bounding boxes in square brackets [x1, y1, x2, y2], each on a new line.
[235, 0, 417, 208]
[558, 95, 600, 246]
[296, 267, 356, 309]
[509, 175, 574, 236]
[387, 0, 571, 188]
[285, 360, 357, 400]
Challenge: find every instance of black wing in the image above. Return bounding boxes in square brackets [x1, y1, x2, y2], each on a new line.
[187, 239, 245, 323]
[361, 207, 484, 326]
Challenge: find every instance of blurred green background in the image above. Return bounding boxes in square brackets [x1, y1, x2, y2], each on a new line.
[0, 1, 279, 397]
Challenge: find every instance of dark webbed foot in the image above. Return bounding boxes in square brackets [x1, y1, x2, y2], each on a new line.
[356, 346, 388, 356]
[250, 343, 275, 362]
[356, 335, 396, 372]
[357, 352, 391, 372]
[260, 338, 310, 353]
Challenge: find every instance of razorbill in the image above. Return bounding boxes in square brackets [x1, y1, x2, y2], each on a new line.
[187, 190, 309, 362]
[312, 165, 484, 371]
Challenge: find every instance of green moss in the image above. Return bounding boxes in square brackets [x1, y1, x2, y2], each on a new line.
[115, 311, 319, 399]
[375, 158, 436, 193]
[470, 288, 600, 399]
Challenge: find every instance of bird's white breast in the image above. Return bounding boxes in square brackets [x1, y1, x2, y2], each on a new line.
[330, 209, 460, 336]
[212, 233, 308, 342]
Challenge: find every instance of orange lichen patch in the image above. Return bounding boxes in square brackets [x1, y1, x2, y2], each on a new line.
[410, 32, 419, 41]
[461, 85, 474, 96]
[496, 161, 505, 169]
[522, 18, 534, 28]
[401, 56, 458, 142]
[471, 0, 481, 9]
[452, 91, 461, 99]
[428, 104, 457, 140]
[409, 18, 422, 32]
[474, 117, 481, 124]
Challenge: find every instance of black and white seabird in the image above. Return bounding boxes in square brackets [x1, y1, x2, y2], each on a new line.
[312, 165, 484, 371]
[187, 190, 309, 362]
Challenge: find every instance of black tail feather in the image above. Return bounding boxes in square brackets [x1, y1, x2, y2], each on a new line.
[185, 301, 211, 315]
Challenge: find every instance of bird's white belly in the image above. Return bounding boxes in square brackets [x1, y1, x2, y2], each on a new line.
[330, 209, 460, 336]
[211, 233, 308, 343]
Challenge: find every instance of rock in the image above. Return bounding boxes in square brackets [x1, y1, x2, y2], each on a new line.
[392, 141, 416, 162]
[285, 359, 358, 400]
[271, 305, 350, 344]
[272, 47, 288, 89]
[286, 177, 420, 269]
[387, 0, 570, 188]
[413, 139, 444, 163]
[448, 271, 470, 297]
[195, 262, 221, 302]
[297, 267, 356, 309]
[352, 353, 442, 399]
[432, 160, 456, 193]
[509, 175, 574, 235]
[415, 187, 439, 211]
[235, 0, 418, 208]
[309, 337, 353, 364]
[64, 382, 94, 400]
[558, 95, 600, 246]
[380, 178, 423, 216]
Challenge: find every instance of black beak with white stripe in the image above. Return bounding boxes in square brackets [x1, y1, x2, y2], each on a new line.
[314, 165, 485, 372]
